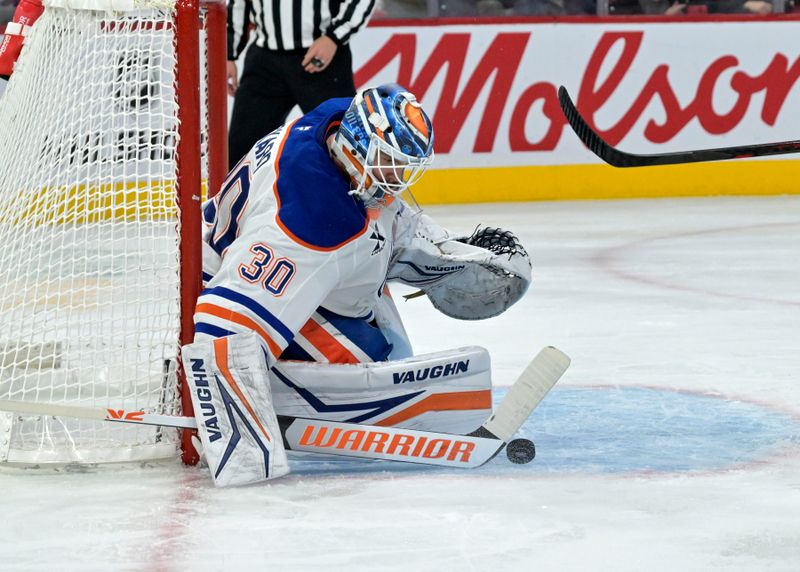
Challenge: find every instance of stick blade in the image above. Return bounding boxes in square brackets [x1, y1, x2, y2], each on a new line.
[482, 346, 570, 442]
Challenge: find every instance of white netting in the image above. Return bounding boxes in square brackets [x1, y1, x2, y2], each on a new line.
[0, 3, 200, 464]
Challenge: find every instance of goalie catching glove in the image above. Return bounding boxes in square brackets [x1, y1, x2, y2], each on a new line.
[389, 217, 532, 320]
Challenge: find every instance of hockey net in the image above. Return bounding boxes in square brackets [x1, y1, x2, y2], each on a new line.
[0, 0, 226, 465]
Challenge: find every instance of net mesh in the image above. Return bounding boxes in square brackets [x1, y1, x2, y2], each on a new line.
[0, 3, 203, 464]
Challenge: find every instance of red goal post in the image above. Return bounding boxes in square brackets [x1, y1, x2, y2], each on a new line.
[176, 0, 228, 465]
[0, 0, 227, 466]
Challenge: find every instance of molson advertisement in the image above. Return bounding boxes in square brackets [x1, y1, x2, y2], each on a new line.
[351, 19, 800, 202]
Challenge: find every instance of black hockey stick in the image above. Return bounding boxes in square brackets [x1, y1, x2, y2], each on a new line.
[558, 86, 800, 168]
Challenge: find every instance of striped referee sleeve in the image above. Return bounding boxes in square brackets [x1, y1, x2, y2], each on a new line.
[227, 0, 253, 60]
[326, 0, 376, 46]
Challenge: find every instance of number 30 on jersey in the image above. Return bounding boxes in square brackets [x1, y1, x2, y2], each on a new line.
[238, 242, 296, 296]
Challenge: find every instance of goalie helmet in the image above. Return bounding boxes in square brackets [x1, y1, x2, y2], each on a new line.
[331, 83, 434, 207]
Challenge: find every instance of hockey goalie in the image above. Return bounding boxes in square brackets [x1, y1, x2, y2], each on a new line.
[183, 83, 533, 486]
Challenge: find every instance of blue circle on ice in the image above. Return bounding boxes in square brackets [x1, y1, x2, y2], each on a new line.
[513, 386, 800, 474]
[288, 387, 800, 477]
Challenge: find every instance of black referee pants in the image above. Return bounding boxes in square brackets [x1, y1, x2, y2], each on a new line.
[228, 43, 357, 169]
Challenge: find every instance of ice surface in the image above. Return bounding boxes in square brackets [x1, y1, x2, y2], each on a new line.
[2, 196, 799, 571]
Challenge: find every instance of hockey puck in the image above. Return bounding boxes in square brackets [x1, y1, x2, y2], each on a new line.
[506, 438, 536, 464]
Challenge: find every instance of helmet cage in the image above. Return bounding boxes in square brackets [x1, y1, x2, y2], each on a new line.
[351, 133, 433, 207]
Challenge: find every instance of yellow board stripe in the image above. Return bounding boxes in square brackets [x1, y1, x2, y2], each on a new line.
[0, 180, 209, 224]
[412, 160, 800, 205]
[4, 160, 796, 225]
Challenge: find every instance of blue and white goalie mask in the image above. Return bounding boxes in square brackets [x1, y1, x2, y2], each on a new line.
[332, 83, 434, 207]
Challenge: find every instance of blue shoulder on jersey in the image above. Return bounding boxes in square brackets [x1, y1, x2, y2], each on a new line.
[274, 99, 368, 249]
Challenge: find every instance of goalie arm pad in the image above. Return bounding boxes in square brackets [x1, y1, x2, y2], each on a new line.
[388, 216, 532, 320]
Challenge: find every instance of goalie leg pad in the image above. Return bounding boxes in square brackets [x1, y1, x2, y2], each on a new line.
[270, 346, 492, 435]
[182, 332, 289, 486]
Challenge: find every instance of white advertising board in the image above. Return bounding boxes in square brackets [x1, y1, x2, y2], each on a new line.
[351, 20, 800, 170]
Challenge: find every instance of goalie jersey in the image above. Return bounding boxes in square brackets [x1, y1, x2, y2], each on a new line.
[196, 99, 423, 366]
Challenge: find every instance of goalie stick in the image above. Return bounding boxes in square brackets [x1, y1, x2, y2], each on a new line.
[0, 347, 569, 469]
[558, 86, 800, 167]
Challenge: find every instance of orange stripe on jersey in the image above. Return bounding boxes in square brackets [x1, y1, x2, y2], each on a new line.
[374, 390, 492, 427]
[271, 119, 299, 186]
[272, 120, 369, 252]
[298, 319, 360, 364]
[196, 302, 283, 360]
[212, 337, 271, 443]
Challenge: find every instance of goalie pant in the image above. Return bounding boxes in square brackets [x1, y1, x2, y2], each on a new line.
[0, 0, 44, 79]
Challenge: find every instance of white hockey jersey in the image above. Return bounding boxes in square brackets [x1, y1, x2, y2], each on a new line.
[195, 99, 425, 366]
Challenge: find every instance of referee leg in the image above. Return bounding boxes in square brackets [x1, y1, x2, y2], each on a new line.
[228, 45, 296, 169]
